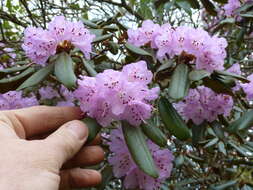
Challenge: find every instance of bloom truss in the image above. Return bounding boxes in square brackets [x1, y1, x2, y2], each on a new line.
[108, 127, 174, 190]
[127, 20, 227, 72]
[74, 61, 159, 127]
[174, 86, 234, 125]
[22, 16, 95, 65]
[0, 91, 38, 110]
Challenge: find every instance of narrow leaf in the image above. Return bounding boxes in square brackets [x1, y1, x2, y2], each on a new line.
[141, 122, 167, 147]
[92, 34, 113, 43]
[228, 110, 253, 133]
[189, 70, 210, 81]
[125, 43, 151, 56]
[158, 97, 191, 140]
[82, 117, 102, 143]
[17, 64, 54, 90]
[54, 52, 77, 89]
[168, 64, 190, 100]
[0, 67, 35, 83]
[122, 121, 159, 178]
[0, 65, 29, 73]
[204, 138, 219, 148]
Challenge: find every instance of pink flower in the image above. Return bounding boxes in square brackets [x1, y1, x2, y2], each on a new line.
[241, 74, 253, 101]
[0, 91, 38, 110]
[22, 16, 95, 65]
[223, 0, 241, 16]
[174, 86, 233, 125]
[39, 86, 60, 99]
[108, 127, 174, 190]
[22, 27, 57, 65]
[227, 63, 242, 91]
[127, 21, 227, 72]
[74, 61, 159, 126]
[127, 20, 160, 47]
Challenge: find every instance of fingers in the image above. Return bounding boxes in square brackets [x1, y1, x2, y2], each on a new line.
[0, 120, 19, 139]
[59, 168, 101, 190]
[63, 145, 104, 169]
[7, 106, 83, 138]
[44, 120, 88, 168]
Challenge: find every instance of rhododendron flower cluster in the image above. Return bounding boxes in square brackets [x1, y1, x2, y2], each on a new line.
[174, 86, 233, 125]
[0, 91, 38, 110]
[241, 74, 253, 101]
[22, 16, 95, 65]
[39, 85, 75, 106]
[223, 0, 241, 16]
[127, 21, 227, 72]
[108, 127, 174, 190]
[74, 61, 159, 126]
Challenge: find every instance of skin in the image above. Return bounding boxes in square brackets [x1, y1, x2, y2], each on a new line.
[0, 106, 104, 190]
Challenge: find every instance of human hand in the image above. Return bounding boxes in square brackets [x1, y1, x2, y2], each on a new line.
[0, 106, 104, 190]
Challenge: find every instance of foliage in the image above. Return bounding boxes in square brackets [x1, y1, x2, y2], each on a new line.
[1, 0, 253, 190]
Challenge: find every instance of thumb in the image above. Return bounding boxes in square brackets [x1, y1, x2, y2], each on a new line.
[44, 120, 88, 167]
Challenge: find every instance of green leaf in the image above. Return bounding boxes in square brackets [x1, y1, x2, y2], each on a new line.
[168, 64, 190, 100]
[158, 97, 191, 141]
[141, 122, 167, 147]
[54, 52, 77, 89]
[191, 122, 207, 145]
[92, 34, 113, 43]
[189, 70, 210, 81]
[125, 43, 151, 56]
[218, 141, 227, 155]
[122, 121, 159, 178]
[188, 0, 200, 9]
[213, 70, 249, 83]
[82, 60, 97, 77]
[210, 121, 225, 139]
[227, 110, 253, 133]
[175, 155, 184, 167]
[81, 18, 98, 28]
[97, 165, 113, 190]
[0, 67, 35, 83]
[210, 180, 238, 190]
[203, 77, 233, 96]
[0, 65, 29, 74]
[81, 117, 102, 143]
[228, 141, 251, 157]
[200, 0, 217, 16]
[17, 64, 54, 90]
[204, 138, 219, 148]
[176, 0, 192, 14]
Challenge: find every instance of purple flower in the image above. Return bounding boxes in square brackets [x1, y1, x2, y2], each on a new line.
[0, 91, 38, 110]
[22, 27, 57, 65]
[227, 63, 242, 91]
[74, 61, 159, 126]
[174, 86, 233, 125]
[39, 86, 60, 99]
[223, 0, 241, 16]
[241, 74, 253, 101]
[108, 127, 174, 190]
[127, 21, 227, 72]
[22, 16, 95, 65]
[127, 20, 160, 47]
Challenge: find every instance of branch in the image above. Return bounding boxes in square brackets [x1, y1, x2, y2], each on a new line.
[20, 0, 37, 26]
[0, 10, 27, 27]
[95, 0, 144, 20]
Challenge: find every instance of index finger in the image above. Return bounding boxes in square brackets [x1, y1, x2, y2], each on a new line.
[5, 106, 83, 138]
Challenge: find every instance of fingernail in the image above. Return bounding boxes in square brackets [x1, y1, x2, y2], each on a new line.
[67, 122, 87, 140]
